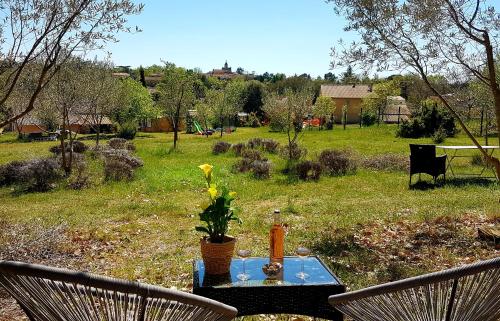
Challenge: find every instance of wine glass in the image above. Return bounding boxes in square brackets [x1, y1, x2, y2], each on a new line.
[295, 246, 311, 280]
[237, 249, 252, 281]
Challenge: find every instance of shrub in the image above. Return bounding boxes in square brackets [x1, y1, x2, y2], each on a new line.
[245, 112, 261, 128]
[318, 149, 357, 176]
[233, 158, 254, 173]
[261, 139, 280, 153]
[67, 157, 89, 190]
[247, 138, 263, 149]
[280, 143, 307, 161]
[361, 154, 409, 172]
[108, 138, 128, 150]
[232, 143, 247, 157]
[103, 149, 143, 169]
[295, 160, 322, 181]
[117, 123, 137, 140]
[126, 142, 136, 152]
[397, 105, 456, 139]
[396, 118, 425, 138]
[17, 158, 63, 191]
[0, 161, 26, 186]
[104, 159, 134, 181]
[212, 141, 232, 155]
[88, 145, 111, 159]
[361, 111, 377, 127]
[49, 141, 88, 154]
[252, 160, 272, 179]
[432, 127, 447, 144]
[241, 149, 263, 161]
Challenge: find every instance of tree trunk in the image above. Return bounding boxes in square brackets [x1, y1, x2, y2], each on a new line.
[173, 122, 178, 149]
[483, 32, 500, 179]
[220, 116, 224, 137]
[96, 122, 101, 146]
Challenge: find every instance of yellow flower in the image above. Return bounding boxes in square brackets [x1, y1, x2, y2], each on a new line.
[198, 164, 213, 179]
[229, 191, 237, 198]
[208, 187, 218, 199]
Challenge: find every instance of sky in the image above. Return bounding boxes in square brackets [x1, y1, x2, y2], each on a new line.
[103, 0, 352, 78]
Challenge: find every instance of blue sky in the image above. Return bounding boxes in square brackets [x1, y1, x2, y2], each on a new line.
[103, 0, 351, 77]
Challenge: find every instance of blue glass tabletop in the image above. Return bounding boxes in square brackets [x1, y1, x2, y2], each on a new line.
[193, 256, 340, 288]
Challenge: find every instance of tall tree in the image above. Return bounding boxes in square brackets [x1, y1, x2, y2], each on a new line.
[328, 0, 500, 178]
[139, 65, 147, 87]
[84, 60, 123, 145]
[0, 0, 143, 129]
[263, 89, 313, 162]
[209, 80, 246, 137]
[45, 59, 88, 175]
[156, 64, 195, 149]
[115, 77, 155, 135]
[242, 80, 265, 119]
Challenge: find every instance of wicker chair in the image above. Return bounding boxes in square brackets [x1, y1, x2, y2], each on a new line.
[0, 261, 238, 321]
[409, 144, 447, 186]
[329, 257, 500, 321]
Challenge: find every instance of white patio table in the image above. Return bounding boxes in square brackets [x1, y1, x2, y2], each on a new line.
[436, 145, 499, 179]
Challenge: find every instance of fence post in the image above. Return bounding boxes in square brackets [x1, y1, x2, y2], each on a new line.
[360, 107, 363, 128]
[377, 106, 381, 126]
[397, 106, 401, 127]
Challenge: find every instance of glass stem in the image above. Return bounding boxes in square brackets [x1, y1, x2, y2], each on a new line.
[301, 258, 304, 276]
[243, 259, 246, 275]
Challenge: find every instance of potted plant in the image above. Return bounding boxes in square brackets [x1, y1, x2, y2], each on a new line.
[196, 164, 241, 274]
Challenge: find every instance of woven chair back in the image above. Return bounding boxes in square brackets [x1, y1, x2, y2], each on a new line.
[329, 257, 500, 321]
[0, 261, 237, 321]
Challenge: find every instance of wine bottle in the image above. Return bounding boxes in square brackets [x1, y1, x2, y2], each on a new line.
[269, 209, 285, 261]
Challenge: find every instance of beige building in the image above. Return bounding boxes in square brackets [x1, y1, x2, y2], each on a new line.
[320, 84, 373, 123]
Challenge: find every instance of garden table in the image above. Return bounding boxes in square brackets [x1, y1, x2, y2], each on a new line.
[436, 145, 499, 179]
[193, 256, 345, 320]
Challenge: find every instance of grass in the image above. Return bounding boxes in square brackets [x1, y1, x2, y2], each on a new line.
[0, 125, 499, 318]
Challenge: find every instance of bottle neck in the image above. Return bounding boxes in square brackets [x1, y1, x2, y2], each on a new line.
[273, 212, 281, 225]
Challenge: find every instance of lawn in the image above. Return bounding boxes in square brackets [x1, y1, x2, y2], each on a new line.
[0, 125, 499, 319]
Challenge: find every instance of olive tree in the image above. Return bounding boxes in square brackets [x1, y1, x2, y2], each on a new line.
[328, 0, 500, 178]
[314, 96, 336, 129]
[210, 80, 246, 137]
[156, 64, 196, 149]
[84, 59, 123, 145]
[45, 59, 89, 176]
[264, 89, 313, 163]
[0, 0, 143, 129]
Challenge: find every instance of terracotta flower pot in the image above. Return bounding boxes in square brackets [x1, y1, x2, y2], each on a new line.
[200, 236, 236, 275]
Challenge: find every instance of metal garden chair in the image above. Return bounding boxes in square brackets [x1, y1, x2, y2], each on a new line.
[0, 261, 237, 321]
[409, 144, 447, 186]
[329, 257, 500, 321]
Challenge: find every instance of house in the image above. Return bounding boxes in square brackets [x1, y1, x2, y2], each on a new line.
[383, 96, 411, 123]
[320, 84, 373, 123]
[140, 117, 186, 133]
[13, 114, 113, 135]
[206, 61, 238, 80]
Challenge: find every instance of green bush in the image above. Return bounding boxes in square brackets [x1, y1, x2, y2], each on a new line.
[361, 111, 377, 127]
[432, 127, 447, 144]
[397, 118, 425, 138]
[245, 112, 261, 128]
[397, 105, 456, 139]
[117, 123, 137, 140]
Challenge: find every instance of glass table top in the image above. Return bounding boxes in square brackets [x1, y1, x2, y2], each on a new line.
[193, 256, 340, 288]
